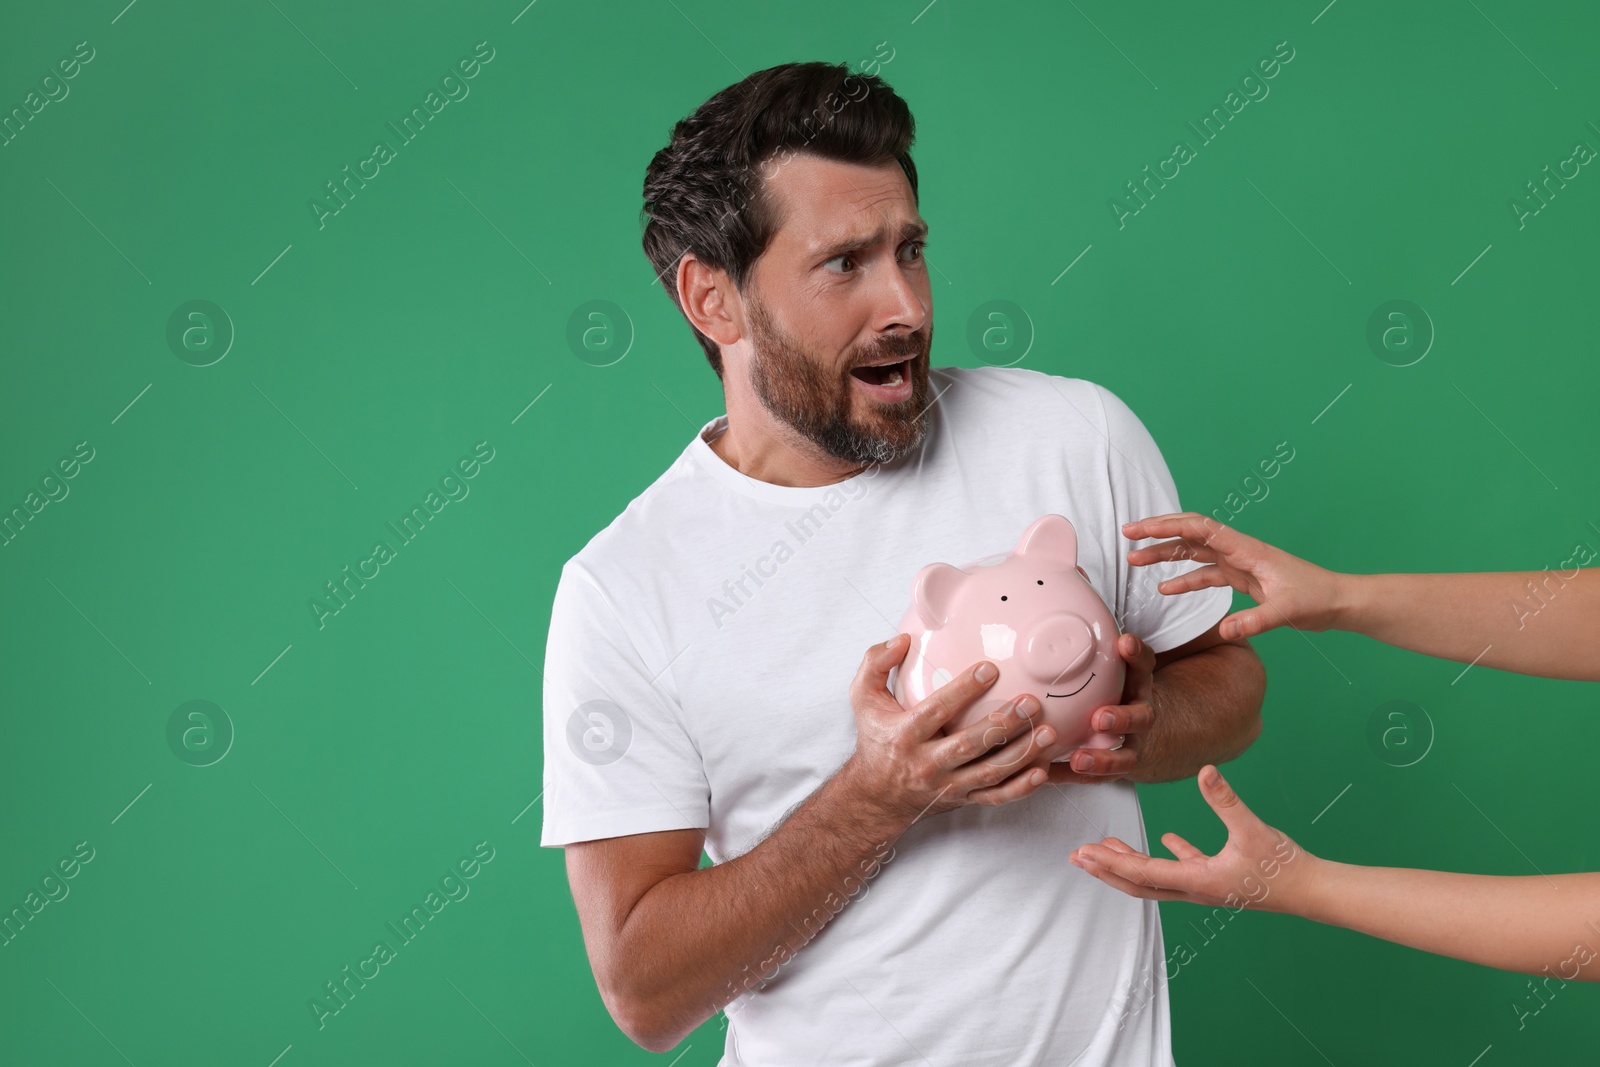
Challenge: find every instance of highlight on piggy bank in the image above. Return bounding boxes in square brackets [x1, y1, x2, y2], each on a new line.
[889, 514, 1127, 761]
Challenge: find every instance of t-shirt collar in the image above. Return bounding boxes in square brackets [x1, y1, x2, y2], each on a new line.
[688, 414, 884, 507]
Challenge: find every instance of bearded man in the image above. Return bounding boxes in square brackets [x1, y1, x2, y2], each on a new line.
[539, 59, 1265, 1066]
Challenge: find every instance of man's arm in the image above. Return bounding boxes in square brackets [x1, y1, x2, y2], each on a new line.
[562, 635, 1060, 1052]
[1136, 622, 1265, 783]
[565, 769, 907, 1053]
[1052, 621, 1265, 785]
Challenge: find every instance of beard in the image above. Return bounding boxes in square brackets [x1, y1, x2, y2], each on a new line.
[745, 294, 933, 468]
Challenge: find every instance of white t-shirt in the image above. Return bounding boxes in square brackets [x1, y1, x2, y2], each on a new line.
[540, 364, 1232, 1065]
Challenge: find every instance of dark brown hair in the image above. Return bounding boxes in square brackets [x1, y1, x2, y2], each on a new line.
[640, 61, 919, 380]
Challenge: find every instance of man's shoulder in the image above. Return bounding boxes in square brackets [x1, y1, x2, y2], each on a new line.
[558, 428, 731, 598]
[935, 363, 1113, 429]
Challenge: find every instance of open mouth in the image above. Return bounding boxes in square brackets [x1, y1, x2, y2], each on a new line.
[849, 357, 911, 387]
[1046, 672, 1095, 699]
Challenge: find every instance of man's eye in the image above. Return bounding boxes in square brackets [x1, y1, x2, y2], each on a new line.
[825, 242, 927, 273]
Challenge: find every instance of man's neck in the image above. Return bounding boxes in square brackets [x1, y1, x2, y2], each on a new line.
[706, 412, 866, 489]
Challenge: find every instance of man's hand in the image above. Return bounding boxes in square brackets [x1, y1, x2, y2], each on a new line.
[1122, 512, 1350, 639]
[1047, 632, 1155, 786]
[1068, 764, 1315, 914]
[842, 633, 1060, 825]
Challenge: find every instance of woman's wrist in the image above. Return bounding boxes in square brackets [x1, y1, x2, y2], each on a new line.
[1273, 850, 1351, 922]
[1327, 570, 1372, 636]
[1257, 842, 1330, 918]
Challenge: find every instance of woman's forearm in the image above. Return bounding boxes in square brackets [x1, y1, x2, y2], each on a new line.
[1287, 858, 1600, 980]
[1335, 569, 1600, 681]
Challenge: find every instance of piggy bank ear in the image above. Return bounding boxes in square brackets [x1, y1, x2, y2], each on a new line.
[1015, 514, 1079, 566]
[911, 563, 967, 628]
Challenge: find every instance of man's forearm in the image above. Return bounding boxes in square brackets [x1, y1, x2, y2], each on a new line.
[612, 763, 913, 1050]
[1133, 642, 1264, 783]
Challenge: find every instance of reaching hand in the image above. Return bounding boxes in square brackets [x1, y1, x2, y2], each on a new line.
[1122, 512, 1348, 640]
[1068, 764, 1314, 913]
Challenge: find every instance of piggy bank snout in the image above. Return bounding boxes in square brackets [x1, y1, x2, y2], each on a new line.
[1020, 612, 1096, 685]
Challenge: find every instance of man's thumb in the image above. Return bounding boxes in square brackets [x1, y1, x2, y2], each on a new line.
[876, 633, 908, 678]
[856, 633, 905, 694]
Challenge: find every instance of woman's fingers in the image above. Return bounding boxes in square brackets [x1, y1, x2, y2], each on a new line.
[1074, 855, 1191, 903]
[1121, 513, 1204, 539]
[1127, 539, 1218, 567]
[1125, 513, 1242, 552]
[1221, 606, 1283, 639]
[1160, 832, 1208, 862]
[1196, 765, 1272, 841]
[1074, 843, 1190, 892]
[1156, 565, 1233, 595]
[1123, 513, 1187, 527]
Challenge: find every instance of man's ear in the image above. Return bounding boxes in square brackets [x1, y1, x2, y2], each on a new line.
[678, 253, 743, 348]
[912, 563, 967, 628]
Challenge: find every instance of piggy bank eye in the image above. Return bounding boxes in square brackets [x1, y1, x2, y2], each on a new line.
[1000, 595, 1007, 601]
[1036, 580, 1043, 585]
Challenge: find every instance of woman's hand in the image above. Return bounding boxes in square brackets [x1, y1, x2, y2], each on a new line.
[1069, 764, 1316, 914]
[1123, 512, 1351, 640]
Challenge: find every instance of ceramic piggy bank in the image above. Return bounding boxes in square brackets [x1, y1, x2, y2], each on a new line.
[890, 514, 1127, 761]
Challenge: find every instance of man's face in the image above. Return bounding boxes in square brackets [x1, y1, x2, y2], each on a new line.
[739, 155, 934, 468]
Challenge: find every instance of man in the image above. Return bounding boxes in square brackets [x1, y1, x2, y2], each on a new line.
[540, 61, 1265, 1064]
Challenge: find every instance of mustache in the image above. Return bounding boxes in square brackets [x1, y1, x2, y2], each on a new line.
[852, 334, 928, 369]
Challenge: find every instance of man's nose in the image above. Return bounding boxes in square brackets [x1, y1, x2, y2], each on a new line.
[874, 257, 929, 333]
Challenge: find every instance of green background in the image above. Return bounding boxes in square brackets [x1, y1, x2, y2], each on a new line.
[3, 0, 1597, 1063]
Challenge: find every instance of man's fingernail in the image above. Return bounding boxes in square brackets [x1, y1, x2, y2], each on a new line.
[1096, 712, 1114, 731]
[1074, 753, 1094, 772]
[974, 662, 997, 683]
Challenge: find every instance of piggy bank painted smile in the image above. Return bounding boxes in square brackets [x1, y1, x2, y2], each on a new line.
[890, 514, 1127, 761]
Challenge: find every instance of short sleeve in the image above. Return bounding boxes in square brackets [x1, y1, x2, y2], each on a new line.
[1093, 383, 1232, 654]
[539, 561, 711, 848]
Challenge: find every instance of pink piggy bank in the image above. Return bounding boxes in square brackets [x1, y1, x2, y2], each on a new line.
[890, 514, 1127, 762]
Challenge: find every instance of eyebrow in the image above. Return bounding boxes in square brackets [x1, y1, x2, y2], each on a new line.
[812, 219, 929, 261]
